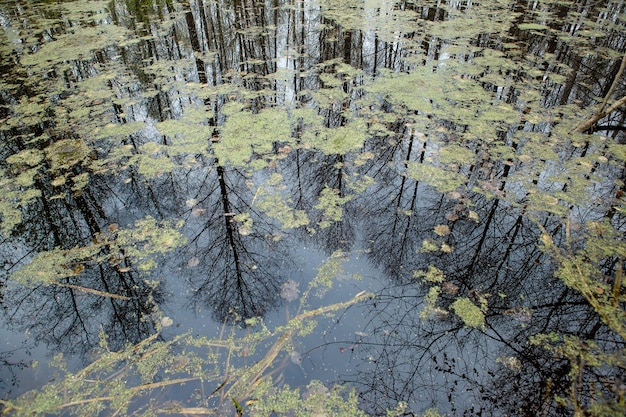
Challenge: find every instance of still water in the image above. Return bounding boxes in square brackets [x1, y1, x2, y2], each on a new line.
[1, 0, 625, 415]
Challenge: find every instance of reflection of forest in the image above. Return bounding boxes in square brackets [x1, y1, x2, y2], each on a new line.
[0, 0, 625, 415]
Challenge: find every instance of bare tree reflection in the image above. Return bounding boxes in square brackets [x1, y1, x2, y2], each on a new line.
[185, 162, 288, 323]
[341, 197, 624, 415]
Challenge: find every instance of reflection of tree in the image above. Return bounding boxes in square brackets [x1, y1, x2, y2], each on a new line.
[5, 269, 158, 357]
[1, 171, 163, 355]
[0, 122, 162, 363]
[0, 352, 32, 399]
[0, 7, 184, 394]
[342, 189, 624, 415]
[359, 125, 435, 282]
[0, 0, 624, 414]
[291, 150, 357, 254]
[342, 106, 604, 414]
[345, 277, 608, 415]
[186, 163, 287, 323]
[0, 55, 170, 363]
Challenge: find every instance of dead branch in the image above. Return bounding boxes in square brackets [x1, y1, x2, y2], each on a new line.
[572, 52, 626, 134]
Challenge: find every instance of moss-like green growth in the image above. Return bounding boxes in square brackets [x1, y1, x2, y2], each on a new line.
[45, 139, 92, 172]
[11, 245, 101, 286]
[420, 286, 442, 320]
[249, 380, 368, 417]
[1, 267, 375, 417]
[406, 162, 467, 193]
[256, 190, 310, 229]
[21, 24, 132, 70]
[0, 170, 42, 235]
[414, 265, 445, 283]
[315, 187, 352, 228]
[215, 106, 293, 166]
[451, 297, 486, 329]
[114, 216, 187, 271]
[254, 174, 310, 229]
[308, 252, 345, 299]
[310, 119, 369, 155]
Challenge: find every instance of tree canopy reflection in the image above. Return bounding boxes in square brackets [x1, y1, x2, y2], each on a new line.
[0, 0, 625, 415]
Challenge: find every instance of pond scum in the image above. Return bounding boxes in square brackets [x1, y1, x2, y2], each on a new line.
[0, 286, 380, 417]
[1, 223, 624, 417]
[1, 0, 625, 415]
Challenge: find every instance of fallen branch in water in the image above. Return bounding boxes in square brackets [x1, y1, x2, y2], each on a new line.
[56, 282, 130, 300]
[571, 95, 626, 133]
[224, 291, 375, 400]
[571, 52, 626, 133]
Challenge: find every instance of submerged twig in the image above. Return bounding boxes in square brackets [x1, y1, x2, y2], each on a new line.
[224, 291, 374, 400]
[56, 282, 130, 300]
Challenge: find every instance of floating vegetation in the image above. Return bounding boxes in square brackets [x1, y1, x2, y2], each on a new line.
[450, 297, 486, 330]
[9, 216, 185, 297]
[1, 0, 625, 415]
[414, 265, 445, 283]
[0, 288, 374, 417]
[216, 106, 293, 166]
[255, 178, 310, 229]
[406, 162, 467, 193]
[45, 139, 92, 172]
[315, 187, 352, 228]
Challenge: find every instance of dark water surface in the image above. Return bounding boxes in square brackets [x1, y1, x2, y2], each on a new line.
[1, 0, 625, 415]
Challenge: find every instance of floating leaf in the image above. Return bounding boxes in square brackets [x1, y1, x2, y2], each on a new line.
[289, 350, 303, 365]
[434, 224, 451, 236]
[280, 279, 300, 302]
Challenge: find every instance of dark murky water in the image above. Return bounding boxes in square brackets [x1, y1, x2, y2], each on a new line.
[1, 0, 625, 415]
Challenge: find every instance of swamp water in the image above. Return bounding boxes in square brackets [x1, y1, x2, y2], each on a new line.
[0, 0, 625, 416]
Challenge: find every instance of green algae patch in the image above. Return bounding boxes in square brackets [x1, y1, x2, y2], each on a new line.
[313, 119, 369, 155]
[249, 380, 367, 417]
[10, 216, 185, 289]
[307, 251, 346, 299]
[518, 23, 550, 31]
[414, 265, 445, 283]
[0, 290, 374, 417]
[216, 106, 293, 166]
[21, 24, 131, 70]
[133, 151, 177, 179]
[0, 173, 42, 236]
[405, 162, 467, 193]
[155, 107, 212, 155]
[366, 70, 429, 113]
[451, 297, 486, 329]
[114, 216, 187, 271]
[6, 149, 44, 167]
[438, 144, 476, 165]
[11, 245, 101, 286]
[45, 139, 92, 172]
[93, 121, 147, 142]
[253, 174, 310, 230]
[256, 192, 310, 230]
[315, 187, 352, 228]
